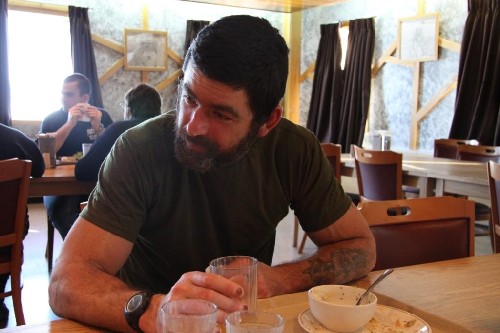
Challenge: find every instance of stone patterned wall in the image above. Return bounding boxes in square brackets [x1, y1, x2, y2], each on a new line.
[17, 0, 282, 127]
[13, 0, 466, 153]
[301, 0, 467, 152]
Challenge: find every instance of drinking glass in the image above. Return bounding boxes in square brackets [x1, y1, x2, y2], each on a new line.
[156, 299, 217, 333]
[225, 311, 284, 333]
[208, 256, 258, 311]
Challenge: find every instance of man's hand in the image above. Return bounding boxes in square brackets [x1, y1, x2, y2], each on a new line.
[67, 103, 88, 126]
[167, 272, 247, 321]
[86, 105, 103, 130]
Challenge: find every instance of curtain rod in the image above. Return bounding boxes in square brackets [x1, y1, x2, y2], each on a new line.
[8, 0, 67, 15]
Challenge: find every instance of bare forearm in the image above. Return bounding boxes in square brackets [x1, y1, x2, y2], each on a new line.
[266, 238, 375, 296]
[49, 260, 137, 332]
[50, 122, 74, 152]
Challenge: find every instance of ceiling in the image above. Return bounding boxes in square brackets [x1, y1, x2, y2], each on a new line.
[178, 0, 344, 13]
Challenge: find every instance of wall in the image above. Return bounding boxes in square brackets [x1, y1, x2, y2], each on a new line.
[300, 0, 467, 152]
[13, 0, 467, 154]
[13, 0, 283, 134]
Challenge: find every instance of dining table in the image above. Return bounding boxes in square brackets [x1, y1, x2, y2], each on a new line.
[3, 253, 498, 332]
[29, 163, 96, 197]
[341, 152, 490, 200]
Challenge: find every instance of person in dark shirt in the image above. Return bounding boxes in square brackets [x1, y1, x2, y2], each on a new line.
[39, 73, 113, 239]
[75, 84, 161, 182]
[0, 123, 45, 327]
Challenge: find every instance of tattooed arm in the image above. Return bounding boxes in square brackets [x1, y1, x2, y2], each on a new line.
[257, 204, 376, 297]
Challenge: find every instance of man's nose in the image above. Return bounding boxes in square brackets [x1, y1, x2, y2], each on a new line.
[186, 110, 209, 137]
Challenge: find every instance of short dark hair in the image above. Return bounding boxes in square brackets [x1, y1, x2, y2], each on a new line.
[64, 73, 92, 97]
[125, 83, 162, 119]
[184, 15, 289, 125]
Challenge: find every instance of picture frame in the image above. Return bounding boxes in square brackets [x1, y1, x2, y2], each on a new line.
[124, 29, 168, 71]
[397, 13, 439, 63]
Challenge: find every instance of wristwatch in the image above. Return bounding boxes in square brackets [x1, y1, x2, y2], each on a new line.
[124, 291, 154, 333]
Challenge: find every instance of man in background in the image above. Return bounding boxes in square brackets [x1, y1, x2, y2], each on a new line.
[0, 123, 45, 327]
[75, 83, 161, 181]
[40, 73, 113, 238]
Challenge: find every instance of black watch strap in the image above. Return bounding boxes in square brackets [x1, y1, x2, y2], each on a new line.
[124, 291, 154, 333]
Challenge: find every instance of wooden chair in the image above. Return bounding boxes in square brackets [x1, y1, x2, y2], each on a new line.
[456, 144, 500, 236]
[353, 145, 403, 201]
[358, 196, 475, 271]
[457, 144, 500, 163]
[487, 161, 500, 253]
[0, 158, 32, 325]
[293, 143, 341, 254]
[434, 138, 479, 159]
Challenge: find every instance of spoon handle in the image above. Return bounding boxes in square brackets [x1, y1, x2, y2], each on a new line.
[356, 268, 394, 305]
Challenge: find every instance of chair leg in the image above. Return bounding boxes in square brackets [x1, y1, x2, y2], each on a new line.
[45, 217, 54, 273]
[298, 233, 308, 254]
[10, 270, 25, 325]
[292, 216, 299, 247]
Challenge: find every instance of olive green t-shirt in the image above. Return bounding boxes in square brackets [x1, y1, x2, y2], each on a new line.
[82, 112, 351, 293]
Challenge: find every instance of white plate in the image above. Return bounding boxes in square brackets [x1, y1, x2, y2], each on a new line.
[298, 305, 431, 333]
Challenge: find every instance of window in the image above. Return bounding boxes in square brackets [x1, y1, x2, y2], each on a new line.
[8, 10, 72, 121]
[339, 24, 349, 70]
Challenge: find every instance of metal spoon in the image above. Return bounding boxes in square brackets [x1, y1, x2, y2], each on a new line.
[356, 268, 394, 305]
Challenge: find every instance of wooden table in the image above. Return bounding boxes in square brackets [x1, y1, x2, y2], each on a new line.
[5, 254, 499, 332]
[29, 164, 96, 197]
[341, 153, 490, 200]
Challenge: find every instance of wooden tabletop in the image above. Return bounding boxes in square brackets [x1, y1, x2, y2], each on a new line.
[29, 164, 96, 197]
[6, 254, 499, 332]
[341, 152, 490, 199]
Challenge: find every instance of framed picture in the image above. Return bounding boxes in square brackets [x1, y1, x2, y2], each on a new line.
[397, 13, 439, 63]
[124, 29, 168, 71]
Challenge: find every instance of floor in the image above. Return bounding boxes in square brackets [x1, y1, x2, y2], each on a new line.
[2, 202, 494, 328]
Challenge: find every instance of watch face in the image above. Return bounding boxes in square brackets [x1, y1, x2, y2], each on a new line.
[126, 294, 144, 312]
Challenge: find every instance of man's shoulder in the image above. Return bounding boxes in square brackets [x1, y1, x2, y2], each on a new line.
[121, 113, 174, 143]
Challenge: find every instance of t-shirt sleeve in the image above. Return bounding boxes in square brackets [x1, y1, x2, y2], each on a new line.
[81, 134, 148, 242]
[289, 134, 352, 233]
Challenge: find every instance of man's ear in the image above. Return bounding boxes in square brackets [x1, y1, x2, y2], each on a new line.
[257, 105, 283, 137]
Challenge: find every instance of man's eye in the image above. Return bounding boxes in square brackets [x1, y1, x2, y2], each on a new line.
[183, 94, 198, 106]
[213, 111, 231, 121]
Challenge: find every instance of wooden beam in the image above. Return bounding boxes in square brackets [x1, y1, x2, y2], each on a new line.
[300, 62, 315, 83]
[371, 40, 397, 77]
[156, 69, 182, 92]
[283, 11, 302, 123]
[167, 48, 183, 65]
[410, 63, 421, 149]
[8, 0, 67, 16]
[439, 37, 461, 53]
[92, 34, 124, 54]
[99, 58, 124, 85]
[416, 77, 458, 122]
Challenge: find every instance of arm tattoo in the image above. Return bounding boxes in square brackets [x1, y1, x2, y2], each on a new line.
[304, 248, 368, 285]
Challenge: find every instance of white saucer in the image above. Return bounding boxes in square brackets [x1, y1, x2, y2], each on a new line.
[298, 305, 432, 333]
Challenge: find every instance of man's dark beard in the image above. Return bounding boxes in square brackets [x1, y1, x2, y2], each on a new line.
[174, 115, 260, 173]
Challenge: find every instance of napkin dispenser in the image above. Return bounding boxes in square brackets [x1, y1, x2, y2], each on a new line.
[37, 134, 56, 168]
[372, 130, 391, 151]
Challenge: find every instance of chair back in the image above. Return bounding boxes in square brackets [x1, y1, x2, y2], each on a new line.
[434, 138, 479, 159]
[320, 143, 341, 181]
[457, 144, 500, 163]
[0, 158, 31, 325]
[487, 161, 500, 253]
[353, 145, 402, 201]
[358, 196, 475, 270]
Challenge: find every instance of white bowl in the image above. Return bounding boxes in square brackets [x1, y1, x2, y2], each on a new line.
[308, 285, 377, 333]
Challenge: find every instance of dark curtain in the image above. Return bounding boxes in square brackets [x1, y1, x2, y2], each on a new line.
[338, 18, 375, 151]
[184, 20, 210, 56]
[306, 23, 344, 143]
[306, 19, 375, 153]
[69, 6, 103, 108]
[0, 0, 10, 126]
[449, 0, 500, 145]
